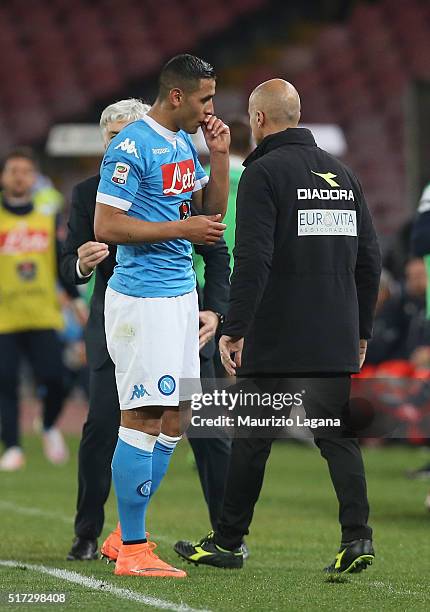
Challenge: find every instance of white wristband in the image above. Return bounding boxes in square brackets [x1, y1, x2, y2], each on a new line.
[76, 258, 93, 279]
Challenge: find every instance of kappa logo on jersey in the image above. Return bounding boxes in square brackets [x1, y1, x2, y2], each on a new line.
[112, 162, 130, 185]
[114, 137, 139, 159]
[162, 159, 196, 196]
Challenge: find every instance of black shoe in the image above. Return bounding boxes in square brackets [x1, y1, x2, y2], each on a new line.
[324, 539, 374, 574]
[67, 537, 98, 561]
[174, 531, 243, 569]
[406, 464, 430, 480]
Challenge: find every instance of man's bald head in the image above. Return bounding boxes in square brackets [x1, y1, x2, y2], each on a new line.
[248, 79, 301, 144]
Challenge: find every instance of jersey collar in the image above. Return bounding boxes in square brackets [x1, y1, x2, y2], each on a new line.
[142, 114, 178, 144]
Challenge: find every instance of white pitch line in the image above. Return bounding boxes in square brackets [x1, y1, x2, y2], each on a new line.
[0, 500, 172, 544]
[0, 560, 211, 612]
[0, 500, 73, 524]
[369, 580, 427, 598]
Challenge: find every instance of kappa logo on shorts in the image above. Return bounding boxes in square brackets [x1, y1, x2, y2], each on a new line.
[158, 375, 176, 396]
[130, 384, 151, 400]
[137, 480, 152, 497]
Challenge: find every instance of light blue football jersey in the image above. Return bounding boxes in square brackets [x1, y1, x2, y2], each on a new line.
[97, 114, 208, 298]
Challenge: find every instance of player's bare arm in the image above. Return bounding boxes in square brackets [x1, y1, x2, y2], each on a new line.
[94, 203, 225, 246]
[192, 115, 230, 218]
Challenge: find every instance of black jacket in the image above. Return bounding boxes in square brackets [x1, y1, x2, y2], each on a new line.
[60, 175, 230, 369]
[223, 128, 381, 374]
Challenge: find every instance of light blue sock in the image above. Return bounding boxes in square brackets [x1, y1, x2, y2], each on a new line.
[150, 432, 182, 498]
[111, 427, 157, 543]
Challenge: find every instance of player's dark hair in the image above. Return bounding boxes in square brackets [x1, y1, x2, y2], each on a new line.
[2, 146, 38, 170]
[229, 117, 252, 156]
[158, 54, 216, 98]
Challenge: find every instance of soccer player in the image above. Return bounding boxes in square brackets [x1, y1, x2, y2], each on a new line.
[94, 54, 230, 578]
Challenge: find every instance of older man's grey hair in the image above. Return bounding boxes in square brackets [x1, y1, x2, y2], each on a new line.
[99, 98, 150, 132]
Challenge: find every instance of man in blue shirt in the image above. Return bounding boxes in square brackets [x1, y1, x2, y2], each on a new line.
[94, 54, 229, 578]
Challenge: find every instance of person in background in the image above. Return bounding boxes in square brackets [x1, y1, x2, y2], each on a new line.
[366, 258, 430, 366]
[0, 148, 75, 471]
[32, 173, 64, 217]
[194, 116, 252, 285]
[411, 182, 430, 318]
[407, 183, 430, 483]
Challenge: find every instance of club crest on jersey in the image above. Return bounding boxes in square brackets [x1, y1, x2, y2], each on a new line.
[162, 159, 196, 196]
[114, 137, 139, 159]
[112, 162, 130, 184]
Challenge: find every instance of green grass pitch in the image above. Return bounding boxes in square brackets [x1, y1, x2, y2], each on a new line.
[1, 436, 430, 611]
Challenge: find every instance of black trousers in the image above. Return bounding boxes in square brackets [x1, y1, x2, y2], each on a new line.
[216, 375, 372, 550]
[75, 355, 232, 539]
[0, 330, 65, 449]
[75, 357, 120, 539]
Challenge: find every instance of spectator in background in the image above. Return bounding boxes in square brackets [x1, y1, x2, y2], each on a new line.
[406, 183, 430, 482]
[219, 117, 252, 273]
[366, 258, 430, 367]
[383, 220, 412, 281]
[374, 269, 397, 314]
[194, 117, 252, 284]
[32, 172, 64, 217]
[411, 182, 430, 316]
[0, 148, 75, 471]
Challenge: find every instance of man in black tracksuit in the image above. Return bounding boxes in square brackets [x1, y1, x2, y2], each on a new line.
[175, 79, 381, 574]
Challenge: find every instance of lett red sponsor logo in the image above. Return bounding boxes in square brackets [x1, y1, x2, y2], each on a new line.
[162, 159, 196, 195]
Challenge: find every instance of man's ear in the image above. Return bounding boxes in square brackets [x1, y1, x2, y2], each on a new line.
[256, 110, 264, 127]
[169, 88, 183, 108]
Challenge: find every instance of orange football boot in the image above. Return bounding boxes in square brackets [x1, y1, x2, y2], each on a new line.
[100, 523, 122, 562]
[100, 523, 154, 562]
[114, 542, 187, 578]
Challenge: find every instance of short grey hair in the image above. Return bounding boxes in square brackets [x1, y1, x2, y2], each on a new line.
[99, 98, 150, 131]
